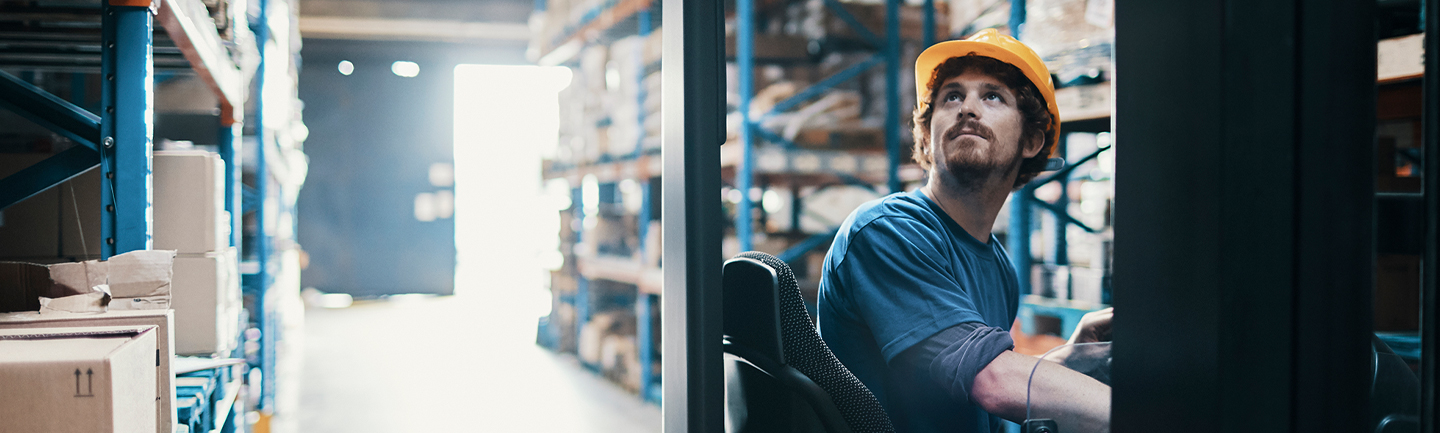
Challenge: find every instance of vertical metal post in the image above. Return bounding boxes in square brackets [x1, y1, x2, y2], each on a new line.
[99, 0, 154, 258]
[736, 0, 755, 252]
[1008, 188, 1032, 295]
[572, 186, 590, 364]
[251, 0, 274, 411]
[634, 7, 652, 158]
[884, 0, 901, 193]
[923, 0, 936, 47]
[637, 293, 657, 402]
[1008, 0, 1026, 39]
[790, 185, 802, 231]
[1051, 135, 1068, 265]
[1422, 0, 1439, 427]
[662, 0, 725, 428]
[218, 123, 242, 248]
[636, 176, 657, 401]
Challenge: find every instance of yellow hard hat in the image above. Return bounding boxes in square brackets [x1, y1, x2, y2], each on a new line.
[914, 29, 1063, 168]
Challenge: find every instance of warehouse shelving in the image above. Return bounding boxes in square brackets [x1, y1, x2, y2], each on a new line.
[532, 0, 1120, 408]
[533, 0, 664, 403]
[0, 0, 306, 430]
[726, 0, 946, 297]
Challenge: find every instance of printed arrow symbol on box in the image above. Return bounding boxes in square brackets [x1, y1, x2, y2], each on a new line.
[74, 369, 81, 395]
[85, 369, 93, 395]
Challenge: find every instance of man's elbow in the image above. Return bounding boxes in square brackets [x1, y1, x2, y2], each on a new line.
[970, 352, 1027, 419]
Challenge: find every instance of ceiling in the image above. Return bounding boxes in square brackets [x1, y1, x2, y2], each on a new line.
[298, 0, 534, 44]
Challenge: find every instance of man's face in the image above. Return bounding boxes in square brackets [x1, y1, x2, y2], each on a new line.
[927, 71, 1041, 189]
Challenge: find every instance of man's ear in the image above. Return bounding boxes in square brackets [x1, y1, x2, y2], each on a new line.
[1020, 133, 1045, 159]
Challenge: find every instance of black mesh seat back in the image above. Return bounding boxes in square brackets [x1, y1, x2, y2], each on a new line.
[734, 252, 895, 433]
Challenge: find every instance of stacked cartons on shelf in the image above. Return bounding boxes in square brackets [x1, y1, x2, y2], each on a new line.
[153, 151, 244, 357]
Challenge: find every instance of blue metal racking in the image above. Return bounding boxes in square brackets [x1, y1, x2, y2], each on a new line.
[537, 0, 665, 403]
[0, 0, 301, 429]
[732, 0, 933, 260]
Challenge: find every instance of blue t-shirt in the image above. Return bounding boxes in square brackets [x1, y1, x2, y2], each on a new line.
[818, 189, 1020, 433]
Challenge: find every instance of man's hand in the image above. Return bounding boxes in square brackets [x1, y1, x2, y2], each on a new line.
[1068, 307, 1113, 344]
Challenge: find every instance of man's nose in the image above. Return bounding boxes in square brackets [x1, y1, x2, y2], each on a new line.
[958, 94, 981, 119]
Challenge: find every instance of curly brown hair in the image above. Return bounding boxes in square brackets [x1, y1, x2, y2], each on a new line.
[911, 54, 1055, 189]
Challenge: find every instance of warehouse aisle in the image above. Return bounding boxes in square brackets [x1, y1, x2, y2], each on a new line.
[296, 291, 661, 432]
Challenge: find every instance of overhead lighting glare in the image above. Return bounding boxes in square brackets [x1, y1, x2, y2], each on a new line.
[391, 61, 420, 78]
[337, 60, 354, 75]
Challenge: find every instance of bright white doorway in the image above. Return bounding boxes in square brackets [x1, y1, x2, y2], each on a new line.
[452, 64, 571, 305]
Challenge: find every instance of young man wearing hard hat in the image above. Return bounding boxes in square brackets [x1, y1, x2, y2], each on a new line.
[817, 29, 1112, 432]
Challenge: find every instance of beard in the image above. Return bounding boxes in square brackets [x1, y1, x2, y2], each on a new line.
[936, 118, 1023, 193]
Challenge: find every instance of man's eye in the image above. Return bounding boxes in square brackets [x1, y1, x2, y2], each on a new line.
[985, 92, 1002, 101]
[945, 92, 961, 102]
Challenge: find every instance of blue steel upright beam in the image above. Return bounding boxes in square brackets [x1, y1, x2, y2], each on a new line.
[250, 0, 275, 412]
[884, 0, 901, 193]
[923, 0, 936, 47]
[100, 0, 155, 258]
[632, 7, 652, 159]
[1050, 135, 1068, 265]
[218, 124, 242, 248]
[636, 167, 657, 402]
[1009, 0, 1026, 39]
[1008, 187, 1034, 295]
[736, 0, 755, 252]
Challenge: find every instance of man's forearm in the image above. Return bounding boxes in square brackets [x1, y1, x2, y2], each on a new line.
[972, 351, 1111, 432]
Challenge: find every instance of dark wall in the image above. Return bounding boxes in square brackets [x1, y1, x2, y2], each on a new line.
[296, 38, 525, 297]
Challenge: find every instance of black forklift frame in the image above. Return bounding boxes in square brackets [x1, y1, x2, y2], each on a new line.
[661, 0, 1436, 431]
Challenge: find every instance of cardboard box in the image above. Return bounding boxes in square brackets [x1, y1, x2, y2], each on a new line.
[153, 151, 227, 254]
[0, 325, 158, 433]
[0, 309, 177, 433]
[1068, 266, 1104, 305]
[0, 249, 175, 313]
[172, 248, 240, 355]
[600, 334, 641, 392]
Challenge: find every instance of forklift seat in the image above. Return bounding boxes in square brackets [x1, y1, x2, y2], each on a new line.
[722, 252, 895, 433]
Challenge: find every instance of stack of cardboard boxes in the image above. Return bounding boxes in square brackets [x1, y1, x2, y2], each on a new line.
[0, 148, 242, 433]
[152, 150, 242, 357]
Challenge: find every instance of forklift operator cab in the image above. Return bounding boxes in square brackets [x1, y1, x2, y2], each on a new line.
[719, 252, 1422, 433]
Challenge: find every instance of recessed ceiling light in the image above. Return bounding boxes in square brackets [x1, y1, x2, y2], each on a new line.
[392, 61, 420, 78]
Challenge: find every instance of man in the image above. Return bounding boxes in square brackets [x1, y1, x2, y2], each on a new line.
[817, 29, 1112, 432]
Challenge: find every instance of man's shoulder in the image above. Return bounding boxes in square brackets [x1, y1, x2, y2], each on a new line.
[827, 191, 945, 267]
[843, 191, 943, 237]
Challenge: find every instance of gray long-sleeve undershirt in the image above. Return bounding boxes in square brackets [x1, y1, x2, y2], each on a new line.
[894, 322, 1016, 405]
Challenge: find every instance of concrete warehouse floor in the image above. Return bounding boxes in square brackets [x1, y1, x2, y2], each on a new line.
[296, 292, 661, 432]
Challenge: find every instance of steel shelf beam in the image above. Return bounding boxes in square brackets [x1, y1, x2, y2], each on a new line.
[156, 0, 245, 125]
[821, 0, 882, 47]
[0, 146, 100, 211]
[0, 70, 101, 151]
[1006, 144, 1111, 295]
[756, 55, 881, 122]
